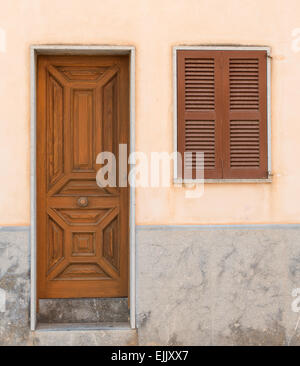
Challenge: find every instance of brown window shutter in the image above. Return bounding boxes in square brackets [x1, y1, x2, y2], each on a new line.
[221, 50, 268, 179]
[177, 50, 268, 180]
[177, 50, 223, 179]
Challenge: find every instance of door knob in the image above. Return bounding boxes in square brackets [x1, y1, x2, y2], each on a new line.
[77, 197, 88, 207]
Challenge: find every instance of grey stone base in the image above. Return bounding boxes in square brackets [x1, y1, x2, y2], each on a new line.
[0, 228, 31, 345]
[136, 226, 300, 346]
[2, 225, 300, 345]
[0, 228, 135, 345]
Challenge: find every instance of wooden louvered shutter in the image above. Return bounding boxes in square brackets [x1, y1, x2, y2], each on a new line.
[177, 50, 268, 180]
[222, 51, 268, 179]
[177, 50, 222, 179]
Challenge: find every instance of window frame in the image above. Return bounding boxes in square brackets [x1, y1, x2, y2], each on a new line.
[173, 46, 272, 183]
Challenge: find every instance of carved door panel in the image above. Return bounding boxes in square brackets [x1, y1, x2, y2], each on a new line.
[37, 55, 129, 298]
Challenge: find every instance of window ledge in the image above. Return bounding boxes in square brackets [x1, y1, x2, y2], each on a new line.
[174, 178, 272, 184]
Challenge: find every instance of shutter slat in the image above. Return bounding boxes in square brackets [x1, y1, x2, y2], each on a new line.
[184, 119, 216, 169]
[229, 118, 260, 168]
[229, 57, 259, 111]
[184, 58, 215, 111]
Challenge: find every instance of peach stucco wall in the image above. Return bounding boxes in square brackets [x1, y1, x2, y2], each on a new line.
[0, 0, 299, 225]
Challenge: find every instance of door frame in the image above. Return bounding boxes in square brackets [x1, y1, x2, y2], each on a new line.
[30, 45, 136, 331]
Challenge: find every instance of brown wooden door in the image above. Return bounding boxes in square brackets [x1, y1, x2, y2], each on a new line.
[37, 55, 129, 299]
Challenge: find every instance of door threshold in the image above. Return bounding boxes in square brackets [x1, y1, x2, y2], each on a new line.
[35, 321, 133, 332]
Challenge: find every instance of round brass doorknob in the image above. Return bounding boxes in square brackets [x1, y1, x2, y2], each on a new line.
[77, 197, 88, 207]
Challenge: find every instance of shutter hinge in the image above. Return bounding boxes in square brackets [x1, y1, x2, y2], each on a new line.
[267, 54, 272, 59]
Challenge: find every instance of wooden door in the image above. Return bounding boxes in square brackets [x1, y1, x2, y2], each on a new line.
[37, 55, 129, 299]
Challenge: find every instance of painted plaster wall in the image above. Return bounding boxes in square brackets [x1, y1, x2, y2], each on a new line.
[0, 0, 299, 226]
